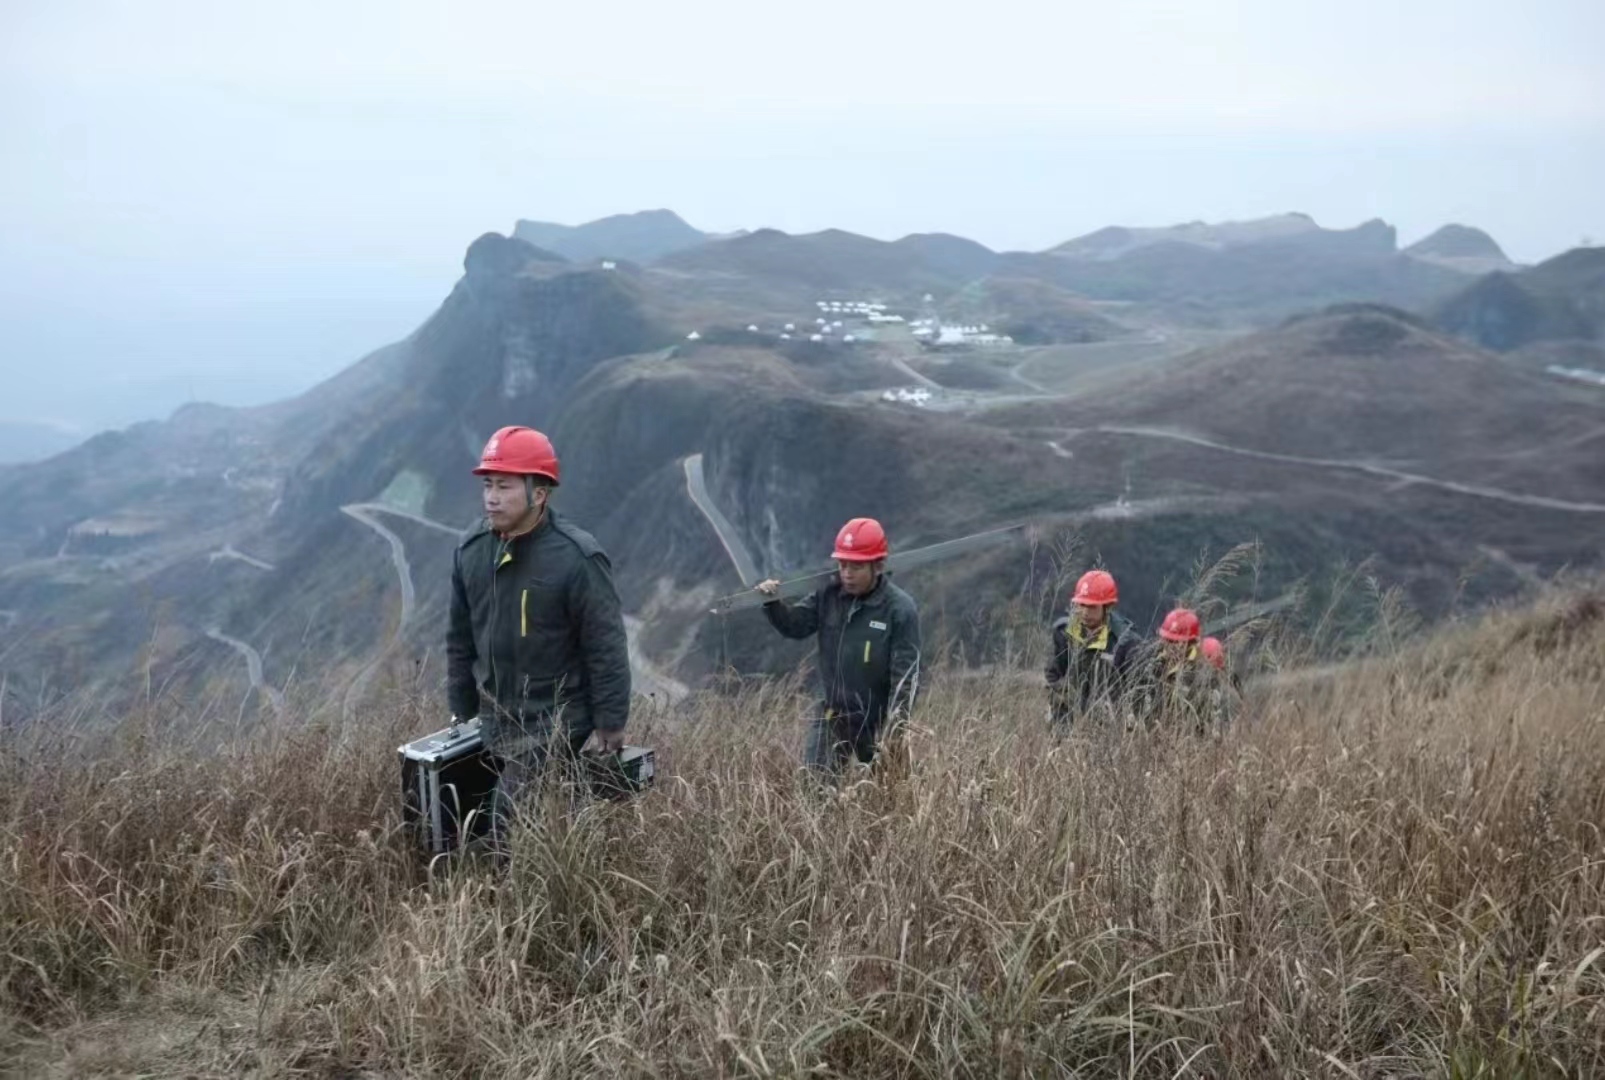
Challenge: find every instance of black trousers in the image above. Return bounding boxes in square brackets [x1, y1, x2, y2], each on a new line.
[485, 708, 594, 862]
[804, 707, 879, 775]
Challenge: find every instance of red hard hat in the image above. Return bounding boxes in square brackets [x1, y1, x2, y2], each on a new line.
[833, 518, 888, 562]
[1072, 569, 1118, 606]
[1200, 636, 1226, 669]
[1159, 608, 1202, 643]
[473, 426, 561, 485]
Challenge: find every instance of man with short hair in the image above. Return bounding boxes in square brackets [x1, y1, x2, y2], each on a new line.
[755, 518, 922, 775]
[446, 425, 631, 855]
[1045, 568, 1140, 733]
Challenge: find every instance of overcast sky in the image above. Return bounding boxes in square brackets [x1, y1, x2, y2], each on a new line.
[2, 0, 1602, 435]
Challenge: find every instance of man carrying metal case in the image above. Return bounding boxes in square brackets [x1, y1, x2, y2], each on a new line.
[444, 425, 633, 860]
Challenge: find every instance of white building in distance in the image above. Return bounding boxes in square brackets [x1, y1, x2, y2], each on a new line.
[880, 387, 933, 407]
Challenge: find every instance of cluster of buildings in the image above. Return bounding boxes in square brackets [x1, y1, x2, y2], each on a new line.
[880, 387, 933, 407]
[818, 299, 886, 316]
[685, 297, 1017, 353]
[908, 318, 1014, 349]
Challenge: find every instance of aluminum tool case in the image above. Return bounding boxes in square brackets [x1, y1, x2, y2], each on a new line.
[586, 745, 657, 799]
[398, 717, 498, 856]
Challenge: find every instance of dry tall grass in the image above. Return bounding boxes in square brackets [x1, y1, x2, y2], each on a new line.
[2, 586, 1603, 1077]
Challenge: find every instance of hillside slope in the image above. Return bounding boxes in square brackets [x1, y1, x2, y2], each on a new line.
[4, 582, 1603, 1076]
[1, 228, 1599, 724]
[1434, 247, 1605, 352]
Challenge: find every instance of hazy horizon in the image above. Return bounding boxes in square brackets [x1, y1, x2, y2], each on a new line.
[3, 0, 1602, 444]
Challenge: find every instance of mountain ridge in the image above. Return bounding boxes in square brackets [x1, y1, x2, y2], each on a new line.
[1, 218, 1598, 724]
[512, 209, 710, 263]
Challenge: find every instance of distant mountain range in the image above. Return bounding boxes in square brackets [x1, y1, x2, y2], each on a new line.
[1434, 246, 1605, 353]
[1404, 224, 1517, 275]
[511, 209, 725, 263]
[2, 209, 1597, 724]
[1050, 212, 1389, 260]
[0, 420, 84, 465]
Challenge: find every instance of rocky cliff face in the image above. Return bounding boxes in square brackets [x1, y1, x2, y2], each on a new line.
[0, 235, 672, 720]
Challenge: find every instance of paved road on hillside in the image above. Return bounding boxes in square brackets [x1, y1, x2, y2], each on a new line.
[340, 503, 429, 720]
[683, 454, 762, 586]
[356, 503, 464, 537]
[1094, 426, 1605, 515]
[206, 627, 285, 713]
[1008, 356, 1052, 395]
[887, 354, 944, 391]
[341, 500, 690, 717]
[623, 615, 691, 703]
[342, 504, 418, 625]
[207, 544, 276, 571]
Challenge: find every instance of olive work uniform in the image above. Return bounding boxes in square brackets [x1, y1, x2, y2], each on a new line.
[1125, 640, 1235, 734]
[763, 574, 921, 773]
[1044, 610, 1140, 732]
[446, 509, 631, 851]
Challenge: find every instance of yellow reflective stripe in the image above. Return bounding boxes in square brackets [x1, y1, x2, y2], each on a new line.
[499, 552, 513, 568]
[521, 589, 528, 637]
[864, 640, 871, 663]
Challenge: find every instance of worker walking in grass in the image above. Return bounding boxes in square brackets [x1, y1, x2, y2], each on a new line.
[1129, 607, 1234, 733]
[446, 425, 631, 859]
[1044, 569, 1141, 734]
[1201, 634, 1247, 703]
[755, 518, 922, 776]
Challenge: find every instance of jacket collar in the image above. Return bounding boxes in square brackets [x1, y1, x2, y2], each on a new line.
[1068, 619, 1111, 651]
[835, 573, 890, 609]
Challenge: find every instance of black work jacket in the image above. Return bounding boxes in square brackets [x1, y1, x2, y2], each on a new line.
[446, 510, 630, 746]
[763, 575, 921, 730]
[1045, 610, 1140, 718]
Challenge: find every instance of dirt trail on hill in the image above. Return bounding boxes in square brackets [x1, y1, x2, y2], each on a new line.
[1095, 425, 1605, 515]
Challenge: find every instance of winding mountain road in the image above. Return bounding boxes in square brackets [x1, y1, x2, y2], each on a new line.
[623, 615, 690, 703]
[339, 502, 453, 720]
[887, 354, 944, 391]
[206, 627, 285, 713]
[207, 544, 276, 571]
[341, 499, 689, 717]
[1008, 356, 1052, 395]
[341, 504, 418, 627]
[683, 454, 762, 586]
[1094, 426, 1605, 515]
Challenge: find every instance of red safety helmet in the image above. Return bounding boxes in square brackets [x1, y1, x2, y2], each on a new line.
[473, 425, 560, 486]
[1200, 636, 1226, 670]
[1072, 569, 1118, 607]
[1159, 608, 1202, 643]
[833, 518, 889, 562]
